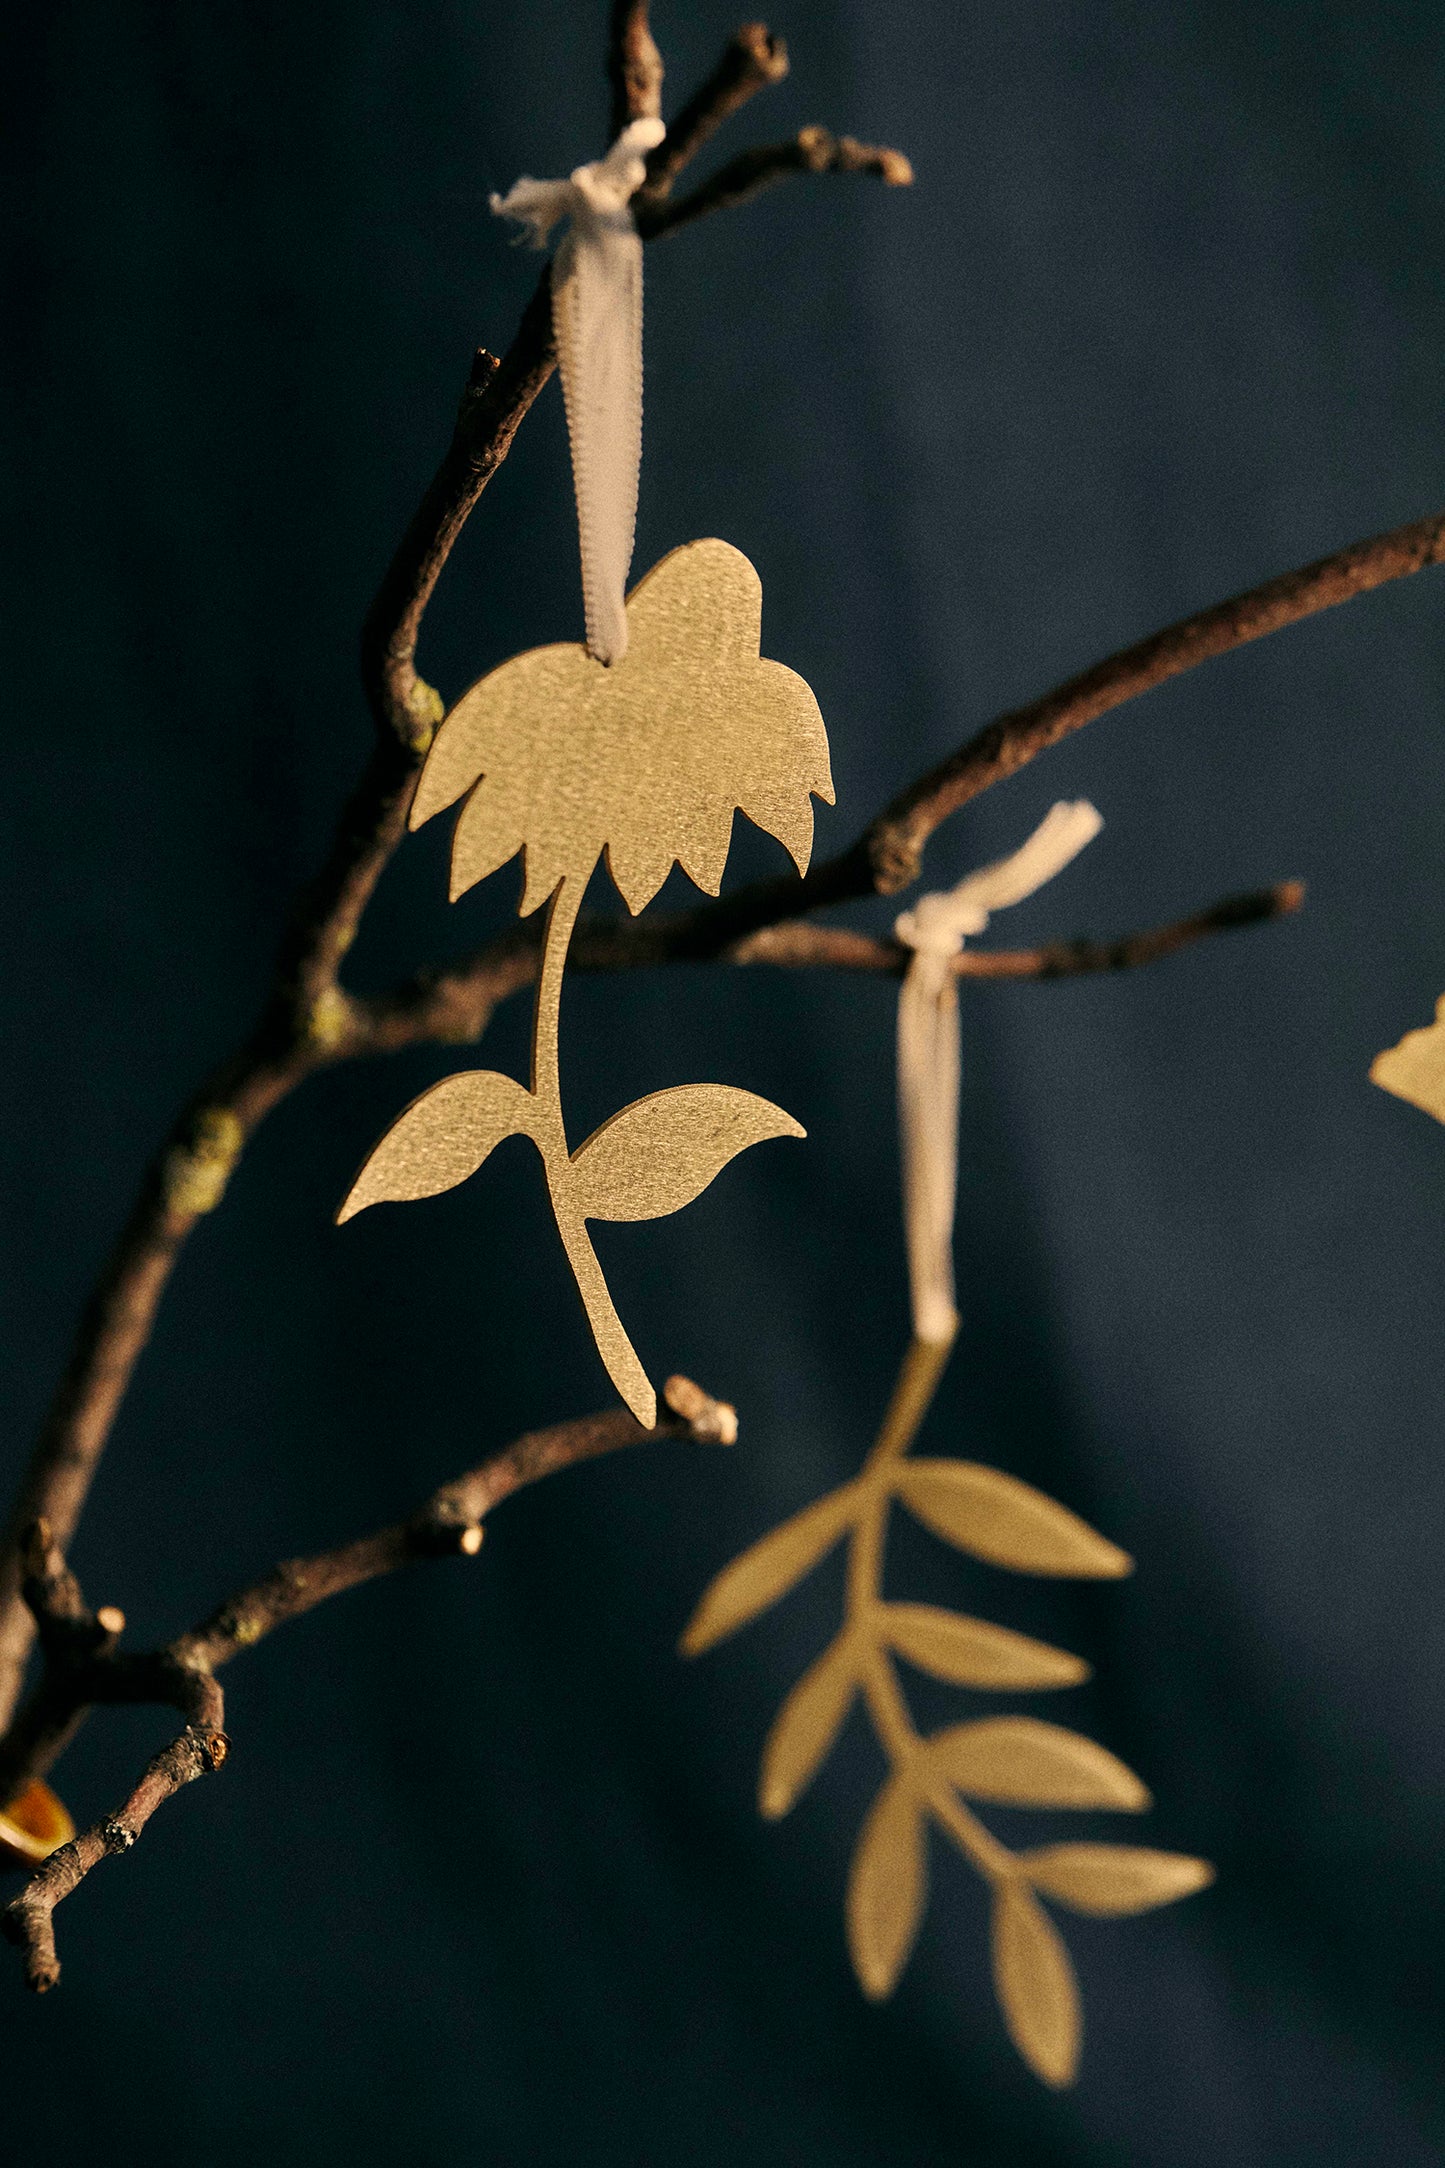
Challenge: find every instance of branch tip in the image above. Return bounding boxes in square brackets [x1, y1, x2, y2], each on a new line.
[641, 21, 789, 198]
[610, 1, 664, 135]
[664, 1375, 738, 1445]
[638, 126, 912, 238]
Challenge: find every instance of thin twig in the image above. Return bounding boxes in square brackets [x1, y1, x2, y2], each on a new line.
[725, 881, 1306, 980]
[861, 510, 1445, 893]
[637, 126, 913, 239]
[609, 0, 664, 137]
[344, 882, 1303, 1056]
[2, 1378, 735, 1991]
[639, 22, 790, 199]
[4, 1727, 229, 1995]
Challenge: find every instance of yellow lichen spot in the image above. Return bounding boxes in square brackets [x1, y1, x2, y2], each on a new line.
[405, 675, 445, 754]
[305, 984, 356, 1053]
[163, 1108, 244, 1217]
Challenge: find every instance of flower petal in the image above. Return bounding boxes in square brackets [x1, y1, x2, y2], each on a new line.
[739, 786, 816, 877]
[605, 831, 675, 916]
[674, 803, 736, 898]
[450, 785, 525, 903]
[521, 834, 582, 915]
[625, 537, 763, 666]
[412, 644, 567, 829]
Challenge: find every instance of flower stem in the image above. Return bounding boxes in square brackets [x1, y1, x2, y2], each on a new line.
[532, 875, 657, 1429]
[554, 1209, 657, 1429]
[529, 877, 583, 1147]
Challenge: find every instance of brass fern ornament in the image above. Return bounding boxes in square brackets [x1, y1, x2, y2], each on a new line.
[339, 540, 833, 1426]
[683, 1338, 1214, 2088]
[684, 813, 1214, 2082]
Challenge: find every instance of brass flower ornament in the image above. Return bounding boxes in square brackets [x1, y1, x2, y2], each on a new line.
[412, 536, 833, 910]
[339, 539, 835, 1427]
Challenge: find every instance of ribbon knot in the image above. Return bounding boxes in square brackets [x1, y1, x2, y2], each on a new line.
[893, 801, 1103, 1344]
[492, 119, 666, 666]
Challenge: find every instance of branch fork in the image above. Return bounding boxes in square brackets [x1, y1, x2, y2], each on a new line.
[2, 1377, 734, 1992]
[0, 0, 1427, 2012]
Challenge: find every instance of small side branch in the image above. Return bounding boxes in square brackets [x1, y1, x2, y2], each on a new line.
[350, 880, 1302, 1053]
[609, 1, 664, 136]
[637, 127, 913, 239]
[640, 23, 791, 199]
[725, 881, 1305, 981]
[6, 1727, 229, 1994]
[862, 511, 1445, 891]
[2, 1378, 734, 1991]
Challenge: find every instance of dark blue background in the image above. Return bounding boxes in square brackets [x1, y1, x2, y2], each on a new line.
[3, 3, 1443, 2161]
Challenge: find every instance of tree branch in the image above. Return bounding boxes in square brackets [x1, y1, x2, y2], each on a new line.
[10, 5, 1434, 1765]
[861, 510, 1445, 893]
[2, 1378, 735, 1991]
[347, 882, 1303, 1056]
[725, 880, 1305, 979]
[4, 1726, 230, 1995]
[0, 27, 909, 1732]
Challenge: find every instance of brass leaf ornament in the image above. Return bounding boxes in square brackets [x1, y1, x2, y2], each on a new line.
[682, 1334, 1214, 2086]
[1372, 994, 1445, 1125]
[340, 540, 832, 1427]
[0, 1779, 74, 1869]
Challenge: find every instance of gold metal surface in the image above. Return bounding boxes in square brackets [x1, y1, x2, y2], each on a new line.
[340, 540, 832, 1427]
[412, 536, 834, 913]
[1372, 994, 1445, 1124]
[682, 1333, 1213, 2087]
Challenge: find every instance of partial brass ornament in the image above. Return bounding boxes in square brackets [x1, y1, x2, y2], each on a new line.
[683, 1333, 1214, 2087]
[1371, 994, 1445, 1124]
[0, 1779, 74, 1869]
[340, 540, 833, 1427]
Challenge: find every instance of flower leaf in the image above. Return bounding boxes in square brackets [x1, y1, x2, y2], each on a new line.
[929, 1718, 1150, 1811]
[846, 1772, 928, 2000]
[336, 1070, 534, 1222]
[991, 1880, 1082, 2088]
[896, 1461, 1131, 1578]
[680, 1484, 862, 1656]
[881, 1604, 1089, 1691]
[759, 1635, 859, 1820]
[568, 1085, 804, 1224]
[1019, 1843, 1215, 1916]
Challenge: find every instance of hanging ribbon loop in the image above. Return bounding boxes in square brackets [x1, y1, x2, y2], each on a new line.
[492, 118, 666, 665]
[893, 802, 1103, 1344]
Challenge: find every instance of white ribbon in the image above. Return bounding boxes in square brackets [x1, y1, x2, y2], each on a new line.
[893, 801, 1103, 1343]
[492, 118, 666, 665]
